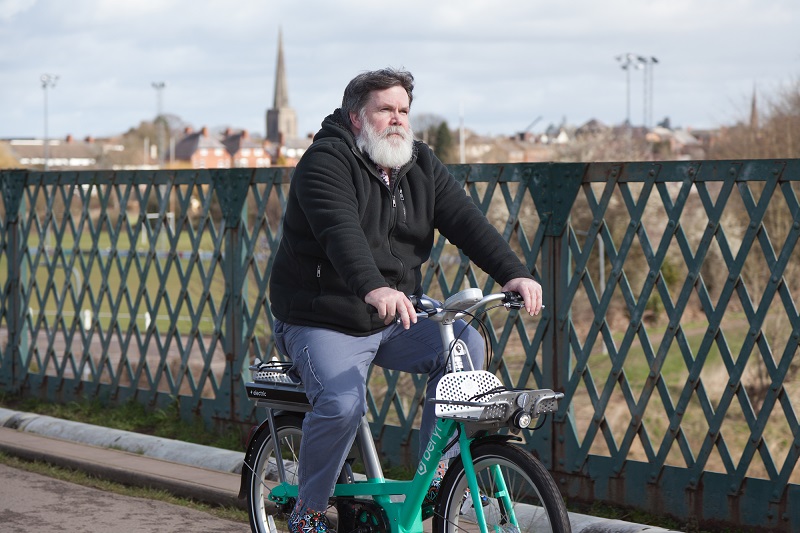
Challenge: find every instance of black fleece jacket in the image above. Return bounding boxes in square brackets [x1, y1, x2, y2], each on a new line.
[269, 109, 533, 335]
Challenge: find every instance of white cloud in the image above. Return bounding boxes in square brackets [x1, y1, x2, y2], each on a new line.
[0, 0, 36, 21]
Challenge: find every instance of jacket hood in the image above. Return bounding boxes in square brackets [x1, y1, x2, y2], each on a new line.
[315, 108, 357, 146]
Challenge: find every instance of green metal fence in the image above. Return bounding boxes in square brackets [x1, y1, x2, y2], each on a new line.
[2, 161, 799, 531]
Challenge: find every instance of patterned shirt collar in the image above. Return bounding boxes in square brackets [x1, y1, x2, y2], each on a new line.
[375, 164, 400, 188]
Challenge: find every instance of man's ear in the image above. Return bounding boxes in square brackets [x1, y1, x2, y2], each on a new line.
[349, 111, 362, 133]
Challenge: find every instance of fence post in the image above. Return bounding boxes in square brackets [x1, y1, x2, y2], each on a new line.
[0, 170, 27, 391]
[532, 163, 583, 470]
[213, 168, 252, 427]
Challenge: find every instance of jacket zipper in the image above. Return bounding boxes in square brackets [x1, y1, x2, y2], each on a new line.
[398, 186, 406, 222]
[388, 177, 406, 287]
[348, 146, 410, 288]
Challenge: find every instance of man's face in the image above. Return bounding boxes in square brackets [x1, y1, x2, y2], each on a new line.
[350, 85, 410, 139]
[351, 85, 414, 169]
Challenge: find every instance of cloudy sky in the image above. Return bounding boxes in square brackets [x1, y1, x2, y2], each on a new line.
[1, 0, 798, 141]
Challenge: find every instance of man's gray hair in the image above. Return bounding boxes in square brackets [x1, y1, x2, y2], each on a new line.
[342, 68, 415, 124]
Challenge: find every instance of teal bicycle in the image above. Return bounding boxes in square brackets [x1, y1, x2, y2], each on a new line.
[240, 288, 570, 533]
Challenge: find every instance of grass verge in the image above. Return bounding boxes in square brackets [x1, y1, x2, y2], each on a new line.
[0, 392, 244, 452]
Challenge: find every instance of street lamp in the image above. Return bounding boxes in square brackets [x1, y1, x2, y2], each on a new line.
[151, 81, 166, 166]
[41, 73, 59, 170]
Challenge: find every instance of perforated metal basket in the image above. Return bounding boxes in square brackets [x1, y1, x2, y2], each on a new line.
[433, 370, 508, 421]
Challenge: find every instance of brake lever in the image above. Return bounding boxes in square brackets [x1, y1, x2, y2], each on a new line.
[502, 291, 524, 309]
[502, 291, 545, 311]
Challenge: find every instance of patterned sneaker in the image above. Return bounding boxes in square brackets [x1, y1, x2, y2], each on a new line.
[287, 508, 335, 533]
[421, 458, 449, 519]
[420, 476, 440, 520]
[463, 488, 491, 507]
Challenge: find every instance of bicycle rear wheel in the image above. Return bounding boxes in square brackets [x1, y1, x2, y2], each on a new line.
[433, 441, 571, 533]
[247, 414, 304, 533]
[246, 414, 359, 533]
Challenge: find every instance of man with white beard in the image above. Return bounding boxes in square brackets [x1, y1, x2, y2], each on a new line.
[268, 68, 542, 532]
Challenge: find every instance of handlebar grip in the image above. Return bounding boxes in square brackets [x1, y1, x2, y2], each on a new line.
[502, 291, 524, 305]
[502, 291, 545, 311]
[409, 294, 440, 316]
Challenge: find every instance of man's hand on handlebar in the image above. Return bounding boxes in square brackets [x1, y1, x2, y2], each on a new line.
[365, 286, 418, 329]
[501, 277, 543, 316]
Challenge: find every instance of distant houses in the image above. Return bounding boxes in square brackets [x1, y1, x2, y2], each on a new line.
[222, 128, 271, 168]
[4, 135, 104, 169]
[174, 126, 231, 168]
[1, 120, 710, 171]
[173, 127, 275, 169]
[171, 126, 311, 169]
[0, 126, 318, 171]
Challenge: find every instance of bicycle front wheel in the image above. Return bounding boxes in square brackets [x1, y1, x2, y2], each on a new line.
[433, 441, 571, 533]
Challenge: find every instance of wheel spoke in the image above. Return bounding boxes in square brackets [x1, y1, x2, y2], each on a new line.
[434, 443, 570, 533]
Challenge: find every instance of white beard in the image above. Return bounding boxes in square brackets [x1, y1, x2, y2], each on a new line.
[356, 118, 414, 169]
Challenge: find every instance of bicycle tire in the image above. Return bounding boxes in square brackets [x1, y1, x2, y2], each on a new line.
[247, 414, 305, 533]
[433, 441, 571, 533]
[246, 414, 360, 533]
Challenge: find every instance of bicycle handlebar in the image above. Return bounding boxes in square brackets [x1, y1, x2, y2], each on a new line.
[407, 289, 535, 323]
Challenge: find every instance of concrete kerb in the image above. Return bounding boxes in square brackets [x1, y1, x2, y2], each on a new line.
[0, 407, 683, 533]
[0, 407, 245, 474]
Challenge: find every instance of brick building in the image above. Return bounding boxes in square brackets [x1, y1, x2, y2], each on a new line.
[173, 127, 231, 169]
[222, 128, 271, 168]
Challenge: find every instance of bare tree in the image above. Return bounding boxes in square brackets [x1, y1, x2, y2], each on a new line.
[553, 129, 652, 163]
[0, 142, 20, 168]
[710, 79, 800, 159]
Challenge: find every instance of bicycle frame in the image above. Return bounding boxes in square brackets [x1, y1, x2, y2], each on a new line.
[265, 408, 510, 533]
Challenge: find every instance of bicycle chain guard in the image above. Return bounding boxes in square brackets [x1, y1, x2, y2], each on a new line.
[336, 499, 390, 533]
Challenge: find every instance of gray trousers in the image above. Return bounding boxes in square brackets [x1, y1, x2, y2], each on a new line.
[273, 315, 484, 513]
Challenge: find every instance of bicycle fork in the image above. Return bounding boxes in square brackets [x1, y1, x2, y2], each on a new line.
[457, 430, 518, 533]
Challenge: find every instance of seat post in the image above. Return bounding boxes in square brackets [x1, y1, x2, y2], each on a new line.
[266, 407, 289, 483]
[355, 414, 385, 480]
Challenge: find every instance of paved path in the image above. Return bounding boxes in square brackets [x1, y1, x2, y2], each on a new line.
[0, 463, 245, 533]
[0, 424, 244, 510]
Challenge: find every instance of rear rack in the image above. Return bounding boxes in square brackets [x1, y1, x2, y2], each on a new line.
[245, 359, 310, 412]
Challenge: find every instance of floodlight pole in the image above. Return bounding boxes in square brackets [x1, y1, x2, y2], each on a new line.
[41, 74, 59, 171]
[645, 57, 659, 128]
[152, 81, 166, 166]
[616, 54, 644, 127]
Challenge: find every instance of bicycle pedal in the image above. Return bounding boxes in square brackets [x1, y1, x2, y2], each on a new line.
[459, 490, 491, 515]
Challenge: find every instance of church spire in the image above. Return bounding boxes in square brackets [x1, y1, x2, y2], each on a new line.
[273, 28, 289, 109]
[266, 28, 297, 143]
[749, 83, 759, 130]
